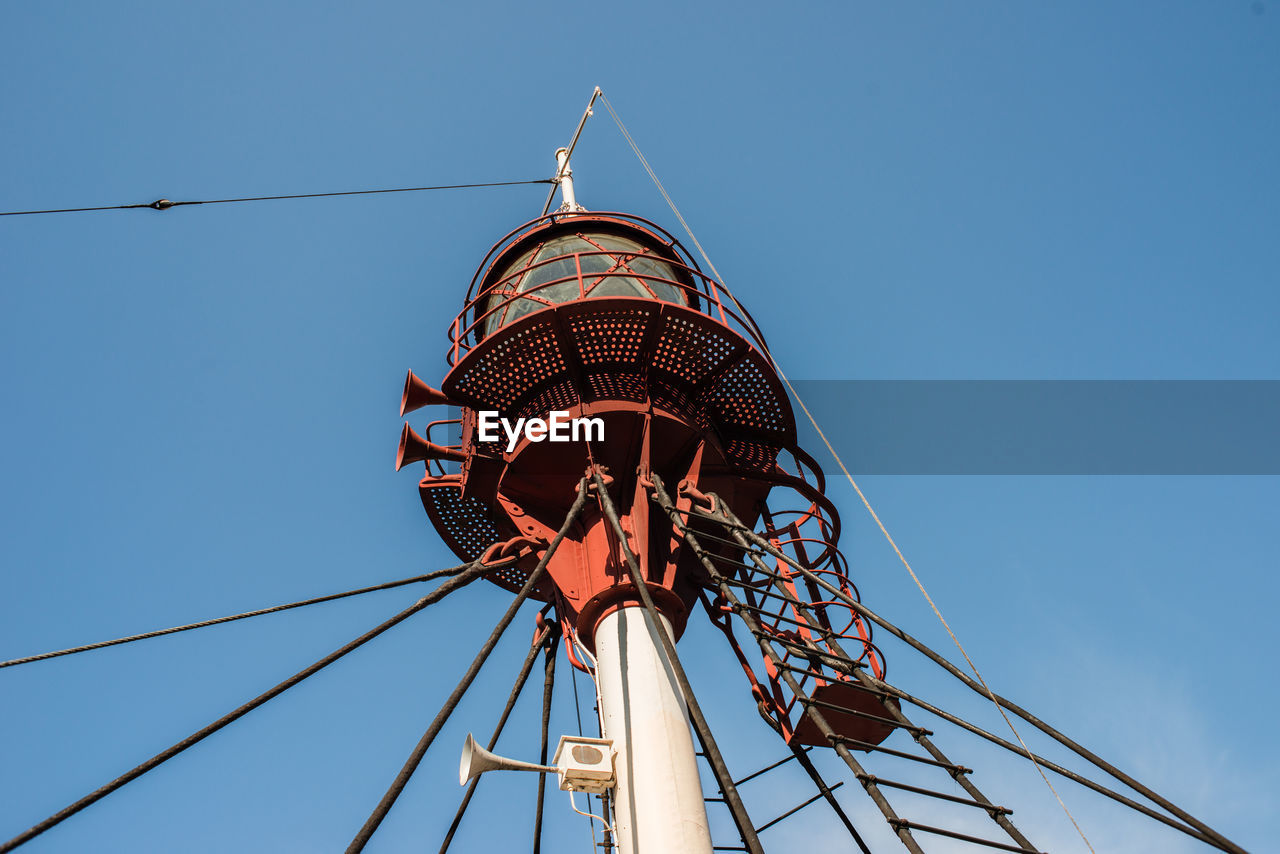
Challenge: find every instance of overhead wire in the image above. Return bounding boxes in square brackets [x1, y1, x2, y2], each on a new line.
[597, 89, 1098, 853]
[4, 91, 1188, 852]
[0, 559, 515, 670]
[0, 179, 553, 217]
[0, 560, 494, 853]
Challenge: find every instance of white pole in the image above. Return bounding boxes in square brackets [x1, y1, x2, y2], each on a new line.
[554, 147, 583, 212]
[593, 607, 713, 854]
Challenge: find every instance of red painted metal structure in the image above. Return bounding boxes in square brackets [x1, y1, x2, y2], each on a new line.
[398, 210, 892, 749]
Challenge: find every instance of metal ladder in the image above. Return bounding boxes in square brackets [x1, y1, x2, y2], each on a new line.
[652, 480, 1045, 854]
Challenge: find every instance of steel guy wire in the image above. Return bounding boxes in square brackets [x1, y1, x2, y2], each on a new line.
[1, 179, 553, 217]
[0, 559, 515, 670]
[596, 88, 1097, 853]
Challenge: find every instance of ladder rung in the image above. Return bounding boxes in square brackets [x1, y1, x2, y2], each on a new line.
[777, 661, 884, 690]
[730, 599, 827, 632]
[753, 632, 850, 666]
[732, 750, 804, 786]
[858, 774, 1011, 815]
[686, 526, 762, 552]
[889, 819, 1044, 854]
[716, 576, 796, 604]
[754, 782, 844, 833]
[828, 734, 971, 775]
[800, 696, 930, 736]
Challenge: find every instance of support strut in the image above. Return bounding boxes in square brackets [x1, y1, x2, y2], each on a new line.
[347, 479, 590, 853]
[591, 468, 762, 854]
[649, 475, 925, 854]
[691, 498, 1245, 854]
[1, 559, 496, 853]
[440, 624, 555, 853]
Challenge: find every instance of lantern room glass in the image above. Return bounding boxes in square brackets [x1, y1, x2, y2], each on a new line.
[483, 233, 686, 335]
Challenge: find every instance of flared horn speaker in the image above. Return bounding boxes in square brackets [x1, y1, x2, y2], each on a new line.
[401, 370, 453, 416]
[458, 733, 556, 786]
[396, 423, 467, 471]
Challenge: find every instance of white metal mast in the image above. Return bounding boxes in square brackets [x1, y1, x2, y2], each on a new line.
[594, 608, 713, 853]
[551, 144, 712, 852]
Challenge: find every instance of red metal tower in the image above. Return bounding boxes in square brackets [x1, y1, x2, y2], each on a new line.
[398, 196, 892, 851]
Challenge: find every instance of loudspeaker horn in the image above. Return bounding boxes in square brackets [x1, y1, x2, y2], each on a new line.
[396, 423, 467, 471]
[401, 370, 454, 416]
[459, 732, 556, 785]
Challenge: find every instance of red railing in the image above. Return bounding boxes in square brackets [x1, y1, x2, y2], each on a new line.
[445, 248, 773, 366]
[422, 418, 462, 478]
[735, 448, 888, 733]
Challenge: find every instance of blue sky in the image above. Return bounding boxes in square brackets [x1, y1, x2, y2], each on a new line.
[1, 3, 1276, 852]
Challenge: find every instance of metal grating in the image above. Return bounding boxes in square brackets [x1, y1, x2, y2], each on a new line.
[419, 482, 552, 597]
[474, 437, 504, 457]
[652, 377, 710, 431]
[454, 320, 567, 411]
[586, 369, 647, 402]
[444, 301, 795, 477]
[724, 437, 779, 472]
[702, 354, 788, 435]
[652, 314, 737, 385]
[421, 482, 502, 561]
[517, 380, 581, 421]
[569, 307, 653, 366]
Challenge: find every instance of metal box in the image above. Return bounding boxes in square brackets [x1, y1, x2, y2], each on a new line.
[552, 736, 615, 793]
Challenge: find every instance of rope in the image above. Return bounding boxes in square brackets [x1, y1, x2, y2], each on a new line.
[0, 562, 492, 853]
[0, 560, 512, 669]
[0, 179, 552, 217]
[346, 479, 590, 853]
[532, 629, 558, 854]
[599, 90, 1097, 853]
[439, 626, 553, 853]
[788, 744, 874, 854]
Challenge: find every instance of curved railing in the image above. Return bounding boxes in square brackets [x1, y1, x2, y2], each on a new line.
[446, 213, 774, 367]
[422, 418, 462, 478]
[747, 446, 888, 708]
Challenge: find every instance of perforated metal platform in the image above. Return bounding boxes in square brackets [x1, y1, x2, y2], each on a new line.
[444, 297, 795, 450]
[418, 478, 558, 598]
[421, 297, 797, 594]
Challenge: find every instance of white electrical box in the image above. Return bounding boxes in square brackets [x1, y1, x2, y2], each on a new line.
[552, 736, 615, 794]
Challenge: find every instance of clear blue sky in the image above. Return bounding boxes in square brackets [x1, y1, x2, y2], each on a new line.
[1, 3, 1276, 852]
